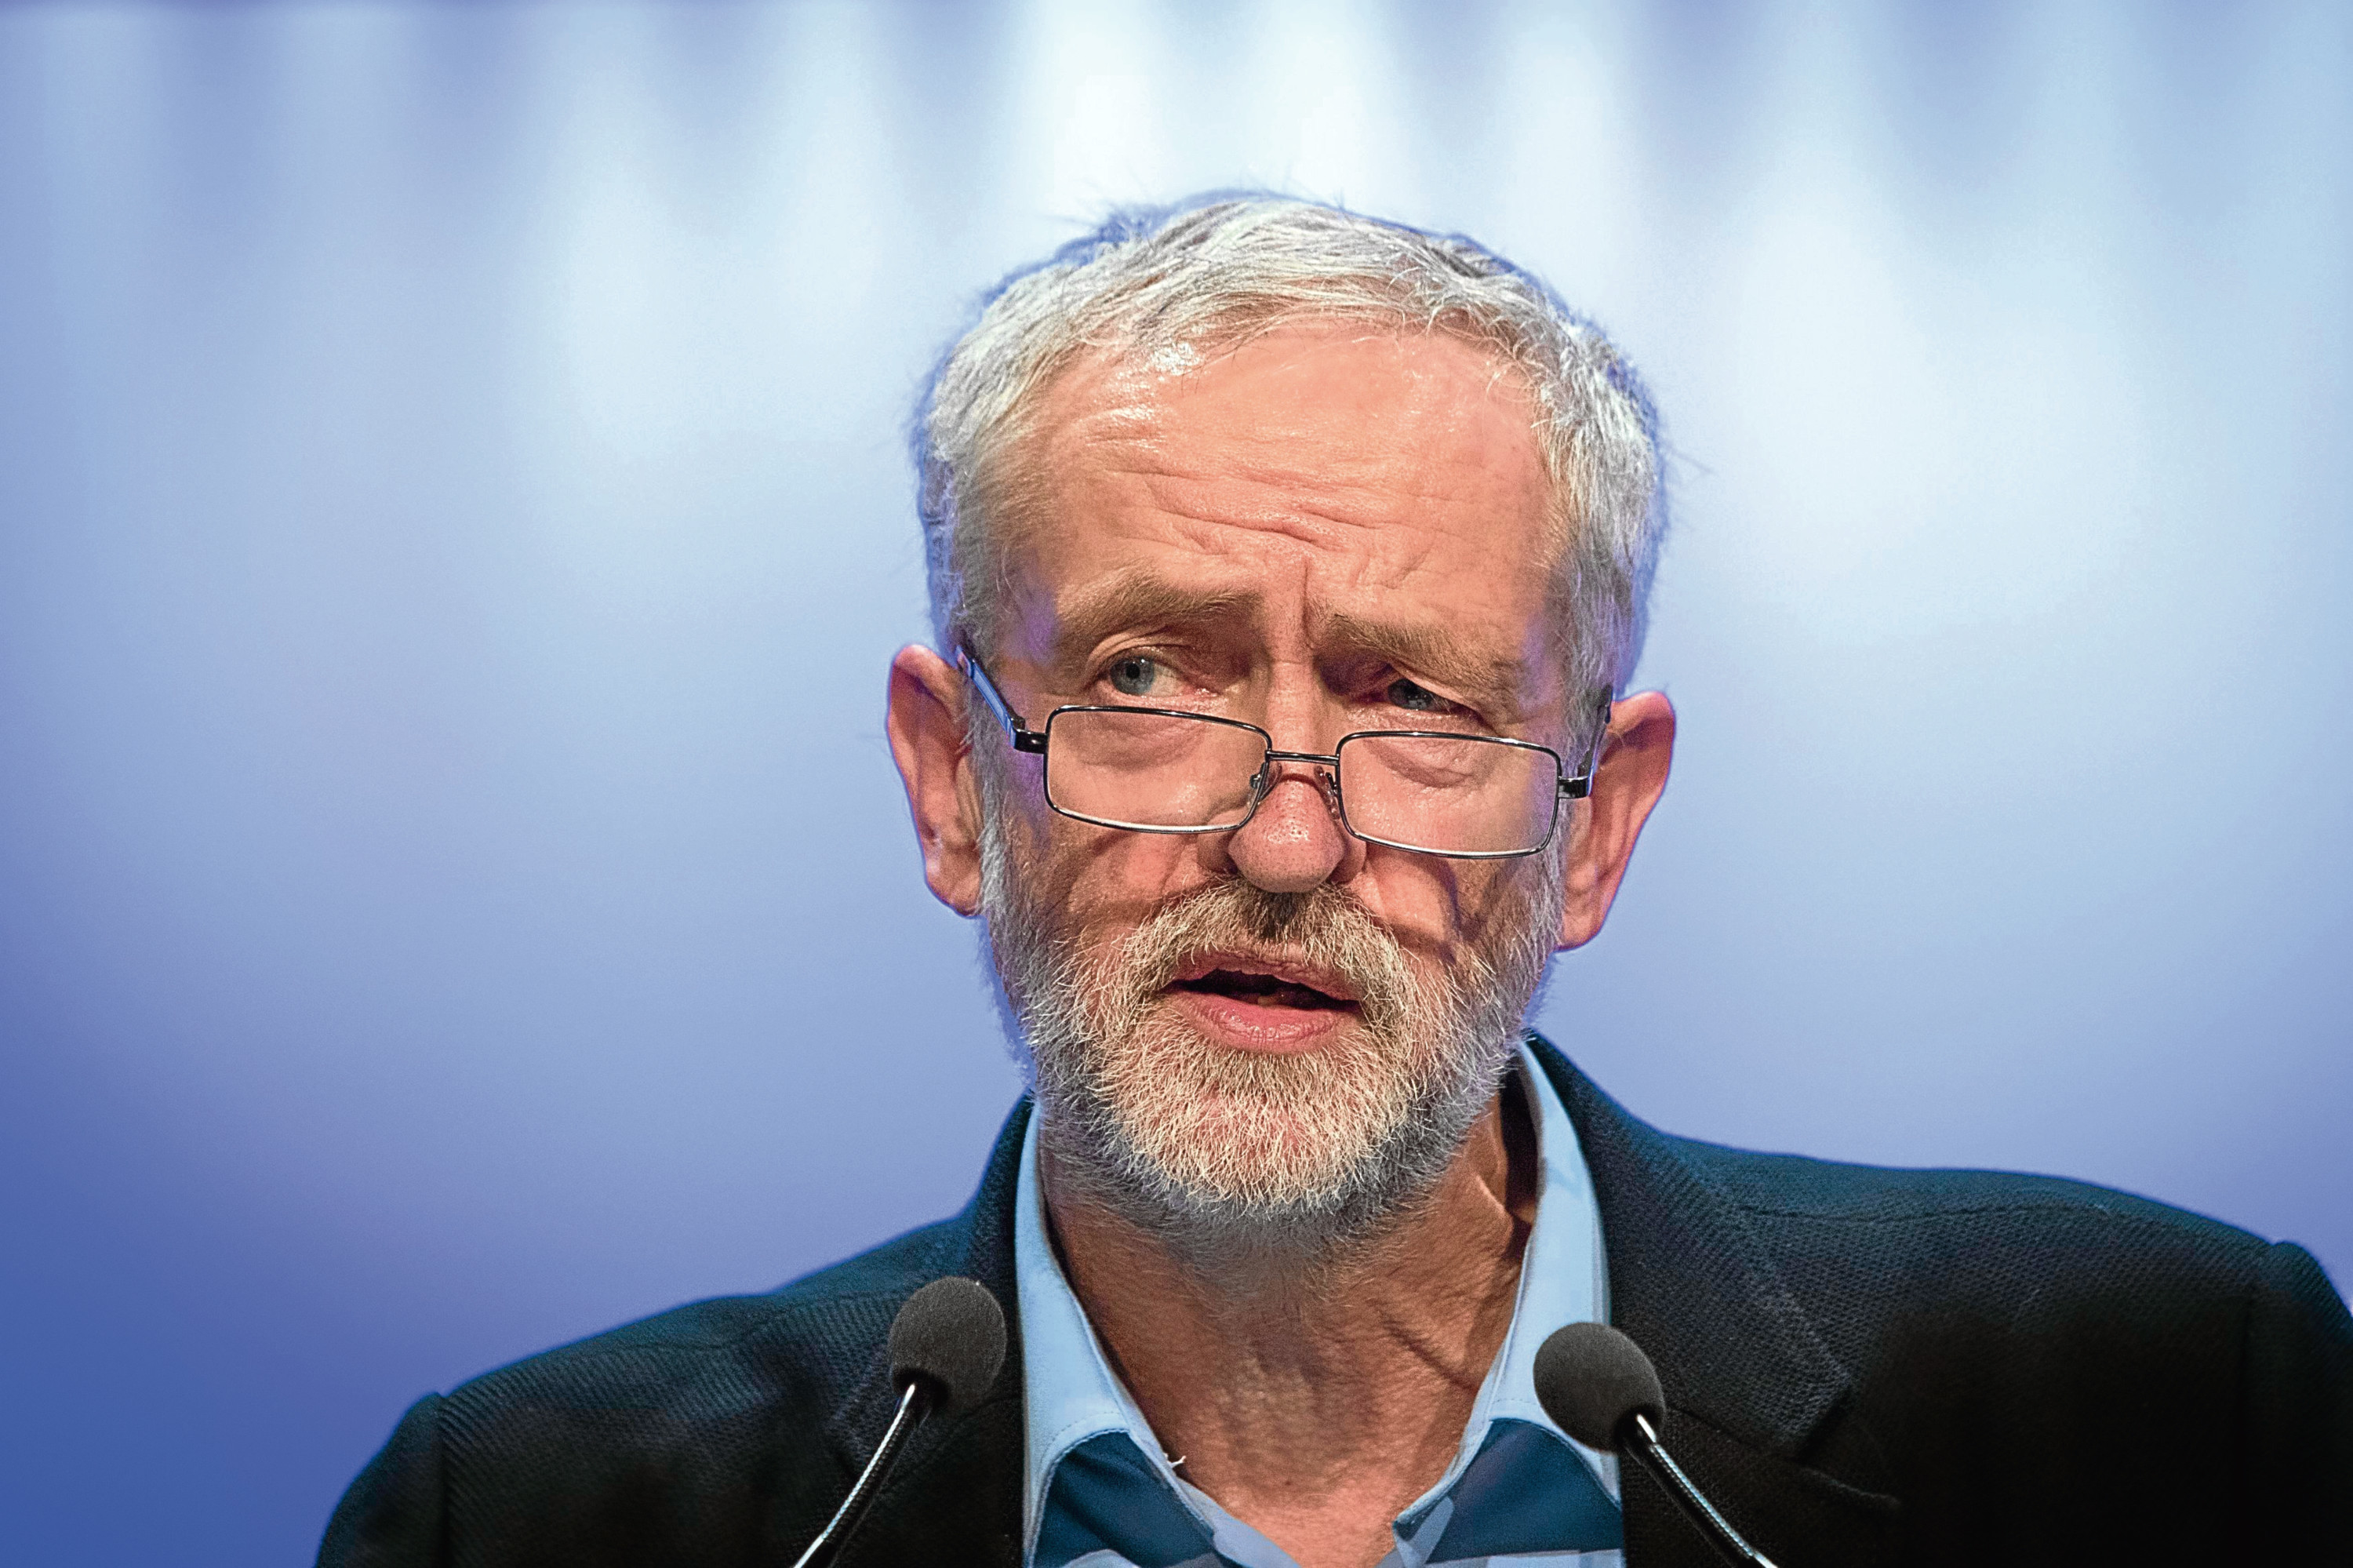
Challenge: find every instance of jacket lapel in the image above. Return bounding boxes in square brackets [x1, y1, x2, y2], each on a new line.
[1533, 1035, 1900, 1565]
[820, 1099, 1035, 1568]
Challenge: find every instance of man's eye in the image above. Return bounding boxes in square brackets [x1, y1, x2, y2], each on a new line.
[1385, 677, 1448, 712]
[1108, 656, 1165, 697]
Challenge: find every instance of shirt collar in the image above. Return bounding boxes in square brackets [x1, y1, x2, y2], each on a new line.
[1013, 1039, 1620, 1566]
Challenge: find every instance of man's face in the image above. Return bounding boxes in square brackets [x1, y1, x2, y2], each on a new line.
[964, 326, 1581, 1253]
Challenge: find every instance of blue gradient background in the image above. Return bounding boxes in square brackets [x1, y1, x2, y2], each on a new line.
[1, 2, 2346, 1561]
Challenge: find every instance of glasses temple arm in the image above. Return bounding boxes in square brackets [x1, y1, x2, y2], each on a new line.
[957, 649, 1049, 754]
[1561, 697, 1614, 800]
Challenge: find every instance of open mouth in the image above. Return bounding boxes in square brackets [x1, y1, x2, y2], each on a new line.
[1168, 963, 1359, 1012]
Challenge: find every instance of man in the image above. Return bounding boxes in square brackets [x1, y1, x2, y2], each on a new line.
[320, 198, 2351, 1568]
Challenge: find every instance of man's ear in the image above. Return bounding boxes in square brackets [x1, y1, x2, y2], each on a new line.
[1556, 690, 1675, 951]
[886, 645, 987, 917]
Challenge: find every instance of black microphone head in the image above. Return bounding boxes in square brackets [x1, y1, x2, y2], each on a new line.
[1533, 1321, 1664, 1451]
[887, 1277, 1007, 1418]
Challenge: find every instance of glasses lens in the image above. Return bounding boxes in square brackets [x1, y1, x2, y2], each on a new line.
[1338, 733, 1560, 855]
[1043, 709, 1267, 830]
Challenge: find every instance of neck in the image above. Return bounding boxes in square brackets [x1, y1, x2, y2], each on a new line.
[1039, 1075, 1540, 1568]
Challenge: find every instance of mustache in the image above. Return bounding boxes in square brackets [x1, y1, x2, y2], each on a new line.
[1111, 879, 1424, 1020]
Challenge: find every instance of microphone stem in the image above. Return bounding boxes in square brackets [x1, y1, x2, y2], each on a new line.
[791, 1380, 929, 1568]
[1626, 1412, 1780, 1568]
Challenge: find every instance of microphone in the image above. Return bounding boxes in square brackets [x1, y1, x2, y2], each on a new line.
[790, 1276, 1008, 1568]
[1535, 1322, 1782, 1568]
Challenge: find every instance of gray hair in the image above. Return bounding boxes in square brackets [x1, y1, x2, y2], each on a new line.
[911, 195, 1666, 726]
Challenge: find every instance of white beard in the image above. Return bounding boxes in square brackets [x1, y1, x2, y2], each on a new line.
[976, 803, 1565, 1271]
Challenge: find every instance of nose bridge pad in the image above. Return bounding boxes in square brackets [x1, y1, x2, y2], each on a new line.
[1246, 755, 1345, 831]
[1321, 766, 1352, 839]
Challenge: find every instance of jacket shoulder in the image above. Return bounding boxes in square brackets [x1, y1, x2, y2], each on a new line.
[439, 1213, 962, 1442]
[1676, 1133, 2349, 1552]
[1675, 1131, 2349, 1417]
[318, 1216, 969, 1566]
[322, 1100, 1037, 1566]
[1669, 1133, 2308, 1320]
[319, 1220, 966, 1566]
[1680, 1135, 2271, 1250]
[1533, 1033, 2299, 1305]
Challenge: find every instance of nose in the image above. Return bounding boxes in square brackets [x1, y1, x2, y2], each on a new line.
[1224, 757, 1353, 893]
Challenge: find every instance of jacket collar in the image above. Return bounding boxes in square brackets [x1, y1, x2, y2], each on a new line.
[1528, 1035, 1853, 1457]
[1530, 1035, 1900, 1563]
[825, 1042, 1896, 1565]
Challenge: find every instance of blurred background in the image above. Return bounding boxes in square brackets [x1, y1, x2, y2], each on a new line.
[1, 1, 2346, 1560]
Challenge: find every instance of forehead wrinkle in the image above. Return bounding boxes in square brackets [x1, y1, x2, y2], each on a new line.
[1113, 456, 1403, 549]
[1140, 445, 1519, 535]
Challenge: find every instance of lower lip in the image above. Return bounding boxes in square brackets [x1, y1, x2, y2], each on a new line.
[1164, 988, 1358, 1054]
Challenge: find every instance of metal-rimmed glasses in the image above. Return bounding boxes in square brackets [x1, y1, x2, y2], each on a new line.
[960, 649, 1609, 860]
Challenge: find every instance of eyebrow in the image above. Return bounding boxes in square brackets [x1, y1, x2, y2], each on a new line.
[1046, 573, 1262, 671]
[1321, 610, 1535, 717]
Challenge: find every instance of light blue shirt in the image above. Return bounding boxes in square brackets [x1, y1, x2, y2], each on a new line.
[1015, 1041, 1624, 1568]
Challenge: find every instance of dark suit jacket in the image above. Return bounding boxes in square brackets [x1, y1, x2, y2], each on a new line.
[319, 1039, 2353, 1566]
